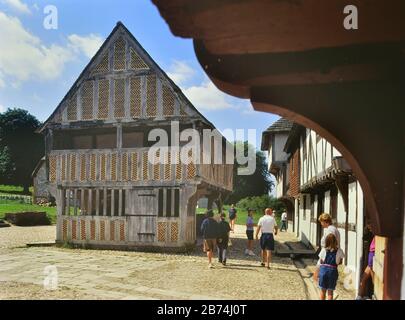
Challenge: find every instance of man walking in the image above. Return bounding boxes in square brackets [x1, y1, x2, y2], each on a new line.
[255, 208, 278, 269]
[201, 210, 219, 268]
[280, 211, 288, 232]
[217, 213, 231, 266]
[228, 204, 237, 232]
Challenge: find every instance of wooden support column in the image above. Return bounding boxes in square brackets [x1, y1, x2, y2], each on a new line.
[118, 189, 123, 216]
[80, 188, 85, 215]
[66, 189, 70, 216]
[111, 189, 115, 216]
[73, 189, 78, 216]
[88, 189, 93, 216]
[96, 189, 100, 216]
[103, 188, 107, 216]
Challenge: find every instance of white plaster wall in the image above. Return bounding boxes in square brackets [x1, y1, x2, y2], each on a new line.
[276, 174, 284, 198]
[274, 133, 290, 163]
[299, 194, 311, 247]
[324, 191, 331, 213]
[294, 198, 300, 237]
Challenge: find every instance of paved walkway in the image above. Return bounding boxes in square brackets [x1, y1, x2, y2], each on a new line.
[0, 224, 354, 300]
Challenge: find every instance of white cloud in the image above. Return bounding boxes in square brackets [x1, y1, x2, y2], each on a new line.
[168, 60, 253, 112]
[68, 34, 104, 59]
[1, 0, 31, 14]
[0, 12, 105, 88]
[0, 103, 5, 112]
[182, 79, 232, 111]
[167, 60, 196, 86]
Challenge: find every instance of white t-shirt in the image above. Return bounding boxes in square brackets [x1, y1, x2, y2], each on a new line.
[320, 225, 341, 248]
[258, 215, 276, 233]
[319, 248, 345, 265]
[281, 212, 287, 221]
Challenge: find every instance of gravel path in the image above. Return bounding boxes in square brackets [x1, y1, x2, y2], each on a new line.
[0, 225, 56, 249]
[0, 224, 309, 300]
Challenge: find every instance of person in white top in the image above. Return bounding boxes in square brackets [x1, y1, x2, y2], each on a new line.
[280, 211, 288, 232]
[313, 213, 342, 282]
[255, 208, 278, 269]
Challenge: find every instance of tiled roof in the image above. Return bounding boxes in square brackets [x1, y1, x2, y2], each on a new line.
[264, 118, 294, 133]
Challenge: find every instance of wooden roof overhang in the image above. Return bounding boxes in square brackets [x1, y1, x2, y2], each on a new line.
[152, 0, 405, 241]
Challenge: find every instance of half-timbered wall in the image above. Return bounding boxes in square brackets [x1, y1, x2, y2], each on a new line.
[50, 29, 195, 126]
[295, 128, 365, 294]
[301, 129, 342, 186]
[44, 23, 233, 251]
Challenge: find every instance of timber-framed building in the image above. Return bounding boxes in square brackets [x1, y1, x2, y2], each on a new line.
[37, 22, 233, 251]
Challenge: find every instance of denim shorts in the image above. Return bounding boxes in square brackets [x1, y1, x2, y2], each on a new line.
[318, 265, 338, 291]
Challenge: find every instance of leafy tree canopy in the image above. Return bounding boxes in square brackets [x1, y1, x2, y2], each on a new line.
[225, 141, 274, 204]
[0, 108, 43, 194]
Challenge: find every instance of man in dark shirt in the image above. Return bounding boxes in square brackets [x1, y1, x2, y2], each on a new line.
[201, 210, 219, 268]
[217, 213, 232, 266]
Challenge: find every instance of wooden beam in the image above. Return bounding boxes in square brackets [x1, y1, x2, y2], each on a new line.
[153, 0, 405, 54]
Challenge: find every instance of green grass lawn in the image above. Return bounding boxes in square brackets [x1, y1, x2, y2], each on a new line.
[0, 199, 57, 224]
[197, 206, 281, 227]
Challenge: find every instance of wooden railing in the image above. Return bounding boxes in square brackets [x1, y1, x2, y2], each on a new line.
[49, 148, 233, 191]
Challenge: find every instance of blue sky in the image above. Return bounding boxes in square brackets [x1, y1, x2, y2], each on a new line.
[0, 0, 279, 148]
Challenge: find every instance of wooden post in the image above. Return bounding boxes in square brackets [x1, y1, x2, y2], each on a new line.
[73, 189, 78, 216]
[118, 189, 123, 216]
[96, 189, 100, 216]
[103, 188, 107, 216]
[111, 189, 115, 216]
[88, 189, 93, 216]
[66, 188, 70, 216]
[81, 188, 85, 215]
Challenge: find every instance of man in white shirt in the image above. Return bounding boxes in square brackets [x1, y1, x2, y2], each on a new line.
[255, 208, 278, 269]
[280, 211, 288, 232]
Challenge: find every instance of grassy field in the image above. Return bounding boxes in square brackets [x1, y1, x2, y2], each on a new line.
[0, 199, 57, 224]
[197, 206, 281, 227]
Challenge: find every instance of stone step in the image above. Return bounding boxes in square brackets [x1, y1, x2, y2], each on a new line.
[26, 241, 56, 247]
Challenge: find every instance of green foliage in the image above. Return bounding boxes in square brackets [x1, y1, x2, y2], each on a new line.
[224, 141, 273, 204]
[0, 108, 44, 193]
[236, 194, 286, 217]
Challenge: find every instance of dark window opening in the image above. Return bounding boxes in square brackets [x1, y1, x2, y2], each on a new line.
[166, 189, 172, 217]
[157, 188, 180, 218]
[53, 128, 117, 150]
[122, 129, 144, 148]
[158, 189, 164, 217]
[174, 189, 180, 217]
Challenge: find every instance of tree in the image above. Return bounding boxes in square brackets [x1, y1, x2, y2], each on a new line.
[0, 108, 43, 194]
[224, 141, 273, 204]
[236, 195, 286, 216]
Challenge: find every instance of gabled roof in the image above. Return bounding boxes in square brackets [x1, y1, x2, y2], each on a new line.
[31, 156, 45, 178]
[39, 21, 216, 133]
[261, 118, 294, 150]
[264, 118, 294, 133]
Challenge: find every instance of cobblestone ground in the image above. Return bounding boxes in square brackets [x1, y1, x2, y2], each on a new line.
[0, 225, 309, 300]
